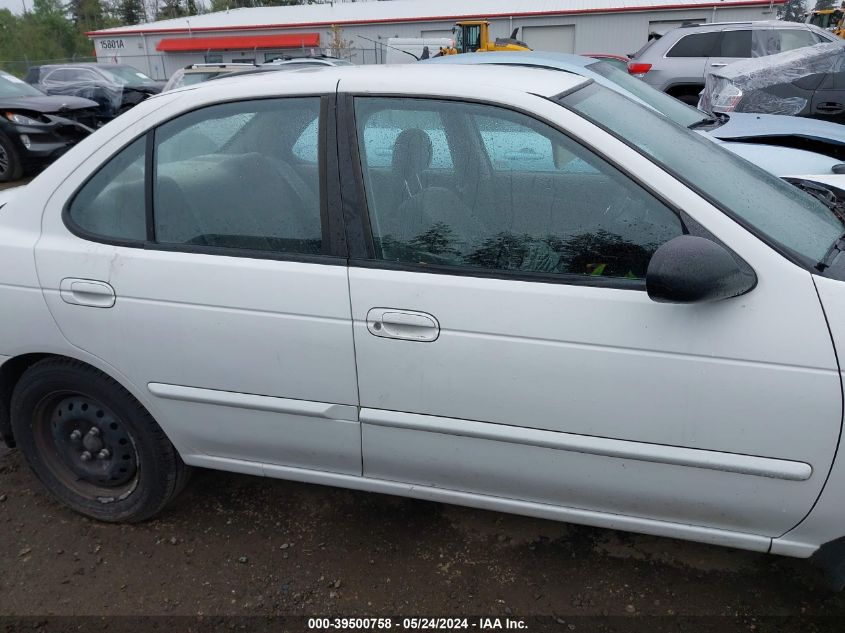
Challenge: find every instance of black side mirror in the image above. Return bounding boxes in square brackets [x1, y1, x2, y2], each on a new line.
[646, 235, 756, 303]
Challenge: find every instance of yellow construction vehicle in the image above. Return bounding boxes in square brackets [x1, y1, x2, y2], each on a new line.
[438, 21, 531, 55]
[807, 8, 845, 38]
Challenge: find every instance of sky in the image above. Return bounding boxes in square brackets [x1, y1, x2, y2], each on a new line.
[1, 0, 27, 14]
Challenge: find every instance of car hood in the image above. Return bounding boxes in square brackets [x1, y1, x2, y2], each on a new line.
[0, 94, 98, 113]
[715, 139, 843, 177]
[125, 82, 165, 94]
[0, 185, 23, 208]
[711, 112, 845, 147]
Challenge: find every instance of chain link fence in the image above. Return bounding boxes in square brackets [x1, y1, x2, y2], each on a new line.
[1, 56, 98, 78]
[1, 45, 391, 81]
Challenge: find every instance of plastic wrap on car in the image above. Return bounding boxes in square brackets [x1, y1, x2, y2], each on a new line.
[699, 43, 842, 115]
[30, 67, 126, 117]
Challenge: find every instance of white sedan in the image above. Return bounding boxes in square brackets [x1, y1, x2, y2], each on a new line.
[1, 65, 845, 586]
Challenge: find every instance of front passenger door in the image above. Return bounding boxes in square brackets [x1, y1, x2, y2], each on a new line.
[344, 95, 837, 538]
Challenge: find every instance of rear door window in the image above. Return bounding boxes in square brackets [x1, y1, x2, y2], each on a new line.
[717, 30, 752, 57]
[666, 32, 720, 57]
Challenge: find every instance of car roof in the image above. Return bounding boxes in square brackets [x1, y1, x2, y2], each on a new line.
[264, 58, 346, 66]
[183, 63, 585, 101]
[423, 52, 653, 107]
[673, 20, 807, 30]
[184, 63, 256, 73]
[425, 51, 597, 70]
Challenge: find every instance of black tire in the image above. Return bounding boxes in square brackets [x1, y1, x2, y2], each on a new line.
[10, 358, 191, 522]
[0, 132, 23, 183]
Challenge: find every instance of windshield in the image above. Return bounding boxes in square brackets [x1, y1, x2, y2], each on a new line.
[103, 66, 154, 85]
[560, 83, 842, 265]
[584, 59, 705, 127]
[0, 72, 45, 98]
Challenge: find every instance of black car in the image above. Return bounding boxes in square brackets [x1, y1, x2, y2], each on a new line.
[25, 63, 165, 121]
[0, 71, 99, 182]
[701, 42, 845, 124]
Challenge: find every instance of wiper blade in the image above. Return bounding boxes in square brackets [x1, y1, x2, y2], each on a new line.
[817, 232, 845, 272]
[687, 116, 720, 130]
[785, 177, 845, 226]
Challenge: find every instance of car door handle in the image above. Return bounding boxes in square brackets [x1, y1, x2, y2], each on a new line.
[817, 102, 844, 113]
[366, 308, 440, 342]
[710, 63, 728, 68]
[59, 278, 116, 308]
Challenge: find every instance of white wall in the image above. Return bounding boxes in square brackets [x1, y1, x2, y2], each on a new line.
[92, 5, 780, 77]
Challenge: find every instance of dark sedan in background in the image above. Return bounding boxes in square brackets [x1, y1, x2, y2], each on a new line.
[0, 70, 98, 182]
[701, 42, 845, 124]
[25, 63, 164, 121]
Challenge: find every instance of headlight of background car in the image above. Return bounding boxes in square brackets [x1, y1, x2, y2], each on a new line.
[711, 84, 743, 113]
[4, 111, 46, 126]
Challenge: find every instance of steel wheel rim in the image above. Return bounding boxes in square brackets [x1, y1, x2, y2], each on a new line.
[33, 391, 140, 503]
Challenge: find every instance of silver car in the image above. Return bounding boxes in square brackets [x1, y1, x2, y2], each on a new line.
[629, 20, 837, 104]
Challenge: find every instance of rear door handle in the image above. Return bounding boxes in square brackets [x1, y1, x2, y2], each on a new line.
[60, 278, 116, 308]
[710, 63, 728, 68]
[366, 308, 440, 342]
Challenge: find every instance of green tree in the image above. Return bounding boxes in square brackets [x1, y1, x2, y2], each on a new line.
[67, 0, 106, 33]
[118, 0, 146, 24]
[782, 0, 806, 21]
[157, 0, 185, 19]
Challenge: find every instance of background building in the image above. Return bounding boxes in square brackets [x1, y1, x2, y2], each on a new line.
[88, 0, 786, 80]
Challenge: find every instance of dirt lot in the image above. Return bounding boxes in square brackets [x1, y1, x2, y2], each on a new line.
[0, 179, 30, 191]
[2, 441, 845, 631]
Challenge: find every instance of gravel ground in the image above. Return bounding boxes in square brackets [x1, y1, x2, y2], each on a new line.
[2, 443, 845, 631]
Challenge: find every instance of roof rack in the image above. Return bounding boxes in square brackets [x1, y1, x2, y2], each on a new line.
[680, 21, 753, 27]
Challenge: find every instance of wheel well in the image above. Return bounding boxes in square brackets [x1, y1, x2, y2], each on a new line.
[1, 353, 64, 447]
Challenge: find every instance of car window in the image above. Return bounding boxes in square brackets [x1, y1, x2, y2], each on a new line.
[45, 69, 73, 82]
[560, 82, 842, 265]
[475, 114, 597, 174]
[718, 30, 751, 57]
[359, 108, 453, 169]
[153, 98, 323, 255]
[0, 72, 45, 97]
[583, 60, 705, 128]
[292, 118, 318, 163]
[80, 69, 101, 81]
[67, 136, 146, 242]
[778, 29, 824, 52]
[666, 32, 720, 58]
[354, 97, 683, 280]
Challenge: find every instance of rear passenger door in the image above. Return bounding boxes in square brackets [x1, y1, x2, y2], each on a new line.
[35, 96, 362, 475]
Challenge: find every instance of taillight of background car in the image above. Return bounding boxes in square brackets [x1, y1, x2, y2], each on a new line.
[711, 84, 743, 113]
[627, 62, 652, 77]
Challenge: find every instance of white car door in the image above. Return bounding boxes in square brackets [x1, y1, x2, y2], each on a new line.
[34, 95, 362, 476]
[341, 90, 841, 539]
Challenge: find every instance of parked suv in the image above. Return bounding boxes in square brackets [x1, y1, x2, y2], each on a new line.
[629, 20, 838, 104]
